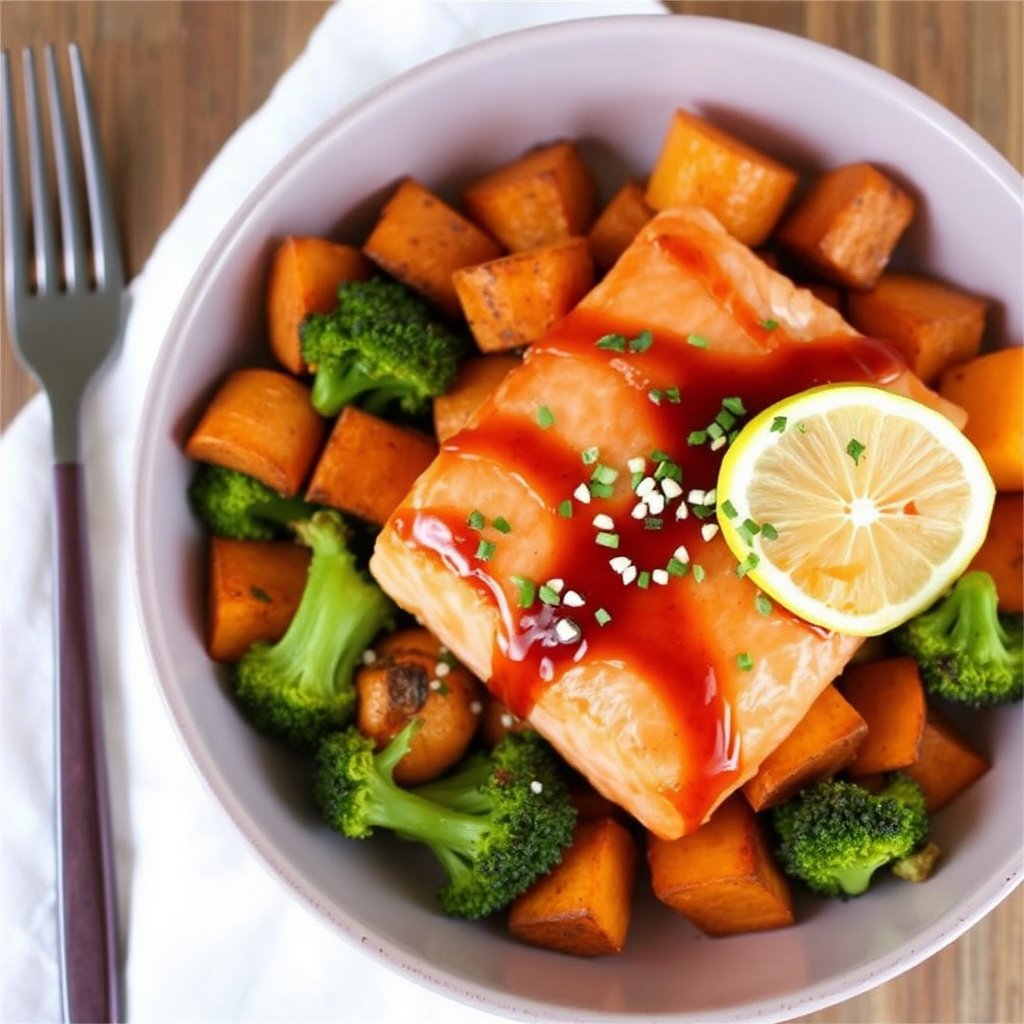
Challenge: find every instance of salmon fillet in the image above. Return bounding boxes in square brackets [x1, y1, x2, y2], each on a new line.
[370, 206, 956, 840]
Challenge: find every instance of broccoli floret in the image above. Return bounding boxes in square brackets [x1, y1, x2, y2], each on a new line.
[891, 570, 1023, 709]
[312, 722, 578, 919]
[300, 277, 463, 417]
[188, 462, 321, 540]
[231, 510, 395, 748]
[772, 774, 929, 898]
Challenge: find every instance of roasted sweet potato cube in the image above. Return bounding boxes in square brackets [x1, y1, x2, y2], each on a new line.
[647, 796, 794, 936]
[645, 108, 798, 246]
[587, 179, 654, 272]
[841, 657, 926, 776]
[967, 493, 1023, 612]
[939, 347, 1023, 492]
[775, 162, 915, 289]
[461, 139, 598, 253]
[184, 368, 326, 497]
[904, 706, 990, 812]
[306, 405, 437, 525]
[433, 353, 520, 443]
[363, 178, 502, 318]
[452, 237, 594, 352]
[508, 817, 638, 957]
[846, 272, 988, 385]
[266, 236, 370, 374]
[206, 537, 311, 663]
[743, 684, 868, 811]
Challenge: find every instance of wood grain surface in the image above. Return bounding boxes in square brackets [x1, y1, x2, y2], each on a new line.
[1, 3, 1021, 1022]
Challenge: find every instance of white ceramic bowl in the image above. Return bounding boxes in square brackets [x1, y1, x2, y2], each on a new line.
[133, 15, 1024, 1022]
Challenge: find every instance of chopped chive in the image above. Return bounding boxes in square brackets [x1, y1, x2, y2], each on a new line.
[644, 517, 664, 531]
[467, 509, 485, 530]
[770, 415, 787, 433]
[511, 575, 536, 608]
[755, 593, 773, 617]
[762, 318, 779, 331]
[581, 446, 600, 465]
[591, 463, 619, 486]
[596, 333, 627, 352]
[558, 499, 574, 518]
[492, 516, 512, 534]
[595, 607, 612, 626]
[648, 389, 663, 405]
[589, 481, 614, 499]
[707, 421, 724, 440]
[539, 583, 561, 606]
[722, 396, 746, 416]
[846, 438, 866, 466]
[476, 538, 496, 561]
[761, 522, 779, 541]
[687, 333, 710, 348]
[715, 408, 737, 431]
[736, 652, 754, 671]
[651, 448, 673, 463]
[595, 531, 620, 549]
[687, 430, 707, 446]
[537, 405, 555, 429]
[628, 329, 654, 353]
[653, 459, 682, 482]
[692, 564, 706, 583]
[666, 557, 689, 577]
[720, 499, 738, 519]
[665, 386, 681, 404]
[637, 571, 651, 589]
[735, 552, 761, 577]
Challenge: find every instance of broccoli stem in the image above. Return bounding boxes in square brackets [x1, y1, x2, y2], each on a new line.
[270, 516, 384, 698]
[311, 364, 421, 418]
[933, 571, 1015, 666]
[833, 855, 895, 897]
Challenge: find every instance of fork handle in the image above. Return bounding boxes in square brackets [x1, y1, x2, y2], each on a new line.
[54, 463, 122, 1024]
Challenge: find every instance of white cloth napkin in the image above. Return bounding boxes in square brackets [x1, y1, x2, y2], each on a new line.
[0, 2, 668, 1021]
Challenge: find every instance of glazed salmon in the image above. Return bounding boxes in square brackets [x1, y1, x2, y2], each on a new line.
[370, 206, 959, 840]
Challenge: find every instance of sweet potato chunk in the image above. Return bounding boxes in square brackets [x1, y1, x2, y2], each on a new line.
[587, 179, 654, 272]
[841, 657, 926, 776]
[938, 347, 1023, 492]
[645, 108, 798, 246]
[206, 537, 310, 662]
[647, 796, 794, 936]
[967, 493, 1023, 612]
[743, 684, 868, 811]
[184, 368, 326, 497]
[775, 162, 915, 289]
[306, 405, 437, 525]
[846, 272, 988, 385]
[452, 237, 594, 352]
[461, 139, 598, 253]
[266, 236, 370, 374]
[508, 817, 638, 957]
[904, 706, 990, 812]
[362, 178, 502, 317]
[433, 353, 521, 443]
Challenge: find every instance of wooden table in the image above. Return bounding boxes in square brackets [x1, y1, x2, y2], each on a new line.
[1, 3, 1020, 1022]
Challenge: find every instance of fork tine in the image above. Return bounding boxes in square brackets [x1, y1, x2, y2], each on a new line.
[1, 50, 29, 303]
[44, 45, 87, 292]
[21, 48, 60, 295]
[68, 43, 122, 291]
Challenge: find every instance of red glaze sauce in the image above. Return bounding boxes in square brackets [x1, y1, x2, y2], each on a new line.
[392, 291, 906, 824]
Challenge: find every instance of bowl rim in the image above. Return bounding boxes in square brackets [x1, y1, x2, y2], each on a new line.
[132, 13, 1024, 1023]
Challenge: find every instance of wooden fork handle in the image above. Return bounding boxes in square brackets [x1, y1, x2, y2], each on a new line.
[54, 463, 121, 1024]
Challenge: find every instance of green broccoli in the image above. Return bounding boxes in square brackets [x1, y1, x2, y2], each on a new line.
[188, 462, 321, 540]
[231, 510, 395, 748]
[772, 774, 929, 898]
[891, 570, 1023, 709]
[300, 277, 463, 417]
[312, 722, 578, 919]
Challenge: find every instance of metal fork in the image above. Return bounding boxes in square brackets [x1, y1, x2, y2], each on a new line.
[2, 44, 123, 1023]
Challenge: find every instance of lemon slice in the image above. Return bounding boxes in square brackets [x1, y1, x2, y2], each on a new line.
[716, 384, 995, 636]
